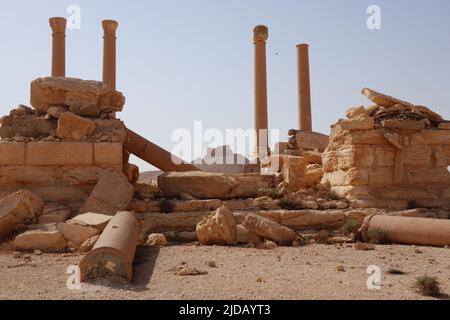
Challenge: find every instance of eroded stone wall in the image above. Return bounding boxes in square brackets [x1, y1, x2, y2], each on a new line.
[322, 89, 450, 209]
[0, 141, 123, 212]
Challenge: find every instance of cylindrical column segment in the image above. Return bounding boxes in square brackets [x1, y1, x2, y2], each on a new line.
[297, 44, 312, 132]
[79, 211, 140, 282]
[253, 25, 270, 161]
[102, 20, 118, 89]
[358, 215, 450, 247]
[49, 17, 67, 77]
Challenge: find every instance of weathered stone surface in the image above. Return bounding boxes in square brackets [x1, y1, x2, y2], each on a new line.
[389, 208, 439, 219]
[279, 156, 307, 192]
[346, 106, 367, 119]
[173, 199, 222, 212]
[0, 190, 44, 240]
[67, 212, 112, 231]
[158, 172, 238, 199]
[146, 233, 168, 246]
[305, 164, 324, 187]
[279, 210, 346, 230]
[26, 142, 93, 166]
[0, 166, 58, 185]
[340, 116, 374, 130]
[243, 213, 298, 245]
[382, 119, 426, 130]
[94, 142, 123, 166]
[62, 167, 115, 186]
[140, 212, 210, 234]
[13, 224, 67, 252]
[196, 206, 237, 245]
[80, 172, 134, 215]
[295, 131, 329, 151]
[28, 186, 90, 203]
[0, 142, 25, 165]
[235, 224, 262, 244]
[228, 174, 273, 198]
[301, 151, 322, 165]
[57, 222, 100, 246]
[56, 112, 96, 140]
[38, 204, 71, 224]
[30, 77, 125, 114]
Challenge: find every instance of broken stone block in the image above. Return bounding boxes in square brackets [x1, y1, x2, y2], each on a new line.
[294, 131, 329, 151]
[279, 156, 307, 192]
[57, 222, 100, 246]
[382, 119, 426, 130]
[30, 77, 125, 114]
[196, 206, 237, 245]
[67, 212, 112, 231]
[56, 112, 96, 140]
[13, 224, 67, 252]
[38, 204, 71, 224]
[0, 114, 56, 139]
[305, 164, 324, 187]
[279, 210, 346, 230]
[346, 106, 367, 119]
[146, 233, 168, 246]
[235, 224, 262, 244]
[0, 190, 44, 240]
[340, 116, 374, 130]
[158, 172, 239, 199]
[79, 172, 134, 215]
[243, 213, 298, 245]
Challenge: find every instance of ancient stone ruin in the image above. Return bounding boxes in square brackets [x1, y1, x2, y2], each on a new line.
[322, 88, 450, 209]
[1, 18, 450, 284]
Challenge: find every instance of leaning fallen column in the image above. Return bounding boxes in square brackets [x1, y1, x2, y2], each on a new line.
[358, 214, 450, 247]
[79, 211, 140, 282]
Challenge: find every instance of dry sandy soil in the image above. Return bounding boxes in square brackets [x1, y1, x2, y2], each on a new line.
[0, 243, 449, 300]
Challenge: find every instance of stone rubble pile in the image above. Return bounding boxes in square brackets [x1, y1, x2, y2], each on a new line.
[1, 77, 127, 143]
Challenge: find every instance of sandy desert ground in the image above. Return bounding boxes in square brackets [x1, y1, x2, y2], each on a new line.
[0, 243, 449, 300]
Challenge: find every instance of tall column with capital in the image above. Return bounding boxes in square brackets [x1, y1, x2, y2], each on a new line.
[253, 25, 270, 162]
[102, 20, 118, 89]
[297, 44, 312, 132]
[49, 17, 67, 77]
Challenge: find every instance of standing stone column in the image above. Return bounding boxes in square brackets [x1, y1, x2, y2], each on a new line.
[253, 25, 270, 161]
[297, 44, 312, 132]
[49, 17, 67, 77]
[102, 20, 118, 89]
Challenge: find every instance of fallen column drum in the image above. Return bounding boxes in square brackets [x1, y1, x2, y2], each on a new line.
[79, 211, 141, 282]
[359, 214, 450, 247]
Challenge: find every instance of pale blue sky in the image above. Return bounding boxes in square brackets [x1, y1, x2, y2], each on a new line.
[1, 0, 449, 171]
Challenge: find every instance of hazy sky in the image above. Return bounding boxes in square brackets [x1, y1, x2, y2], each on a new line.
[1, 0, 449, 171]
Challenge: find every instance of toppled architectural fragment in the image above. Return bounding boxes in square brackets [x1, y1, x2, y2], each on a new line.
[358, 215, 450, 247]
[196, 206, 237, 245]
[80, 172, 134, 215]
[0, 190, 43, 240]
[13, 223, 67, 252]
[30, 77, 125, 115]
[79, 211, 140, 282]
